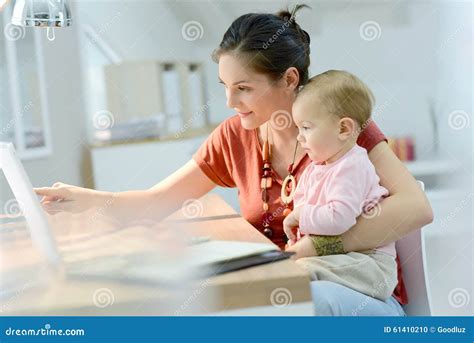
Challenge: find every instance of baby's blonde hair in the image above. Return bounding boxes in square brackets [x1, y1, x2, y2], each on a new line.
[298, 70, 375, 127]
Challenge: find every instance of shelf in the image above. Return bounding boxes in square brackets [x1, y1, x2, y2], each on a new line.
[404, 159, 462, 178]
[89, 124, 218, 149]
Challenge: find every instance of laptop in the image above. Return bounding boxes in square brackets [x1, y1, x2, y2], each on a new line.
[0, 142, 292, 292]
[0, 142, 189, 292]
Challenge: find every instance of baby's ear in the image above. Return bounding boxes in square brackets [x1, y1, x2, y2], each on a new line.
[338, 117, 358, 140]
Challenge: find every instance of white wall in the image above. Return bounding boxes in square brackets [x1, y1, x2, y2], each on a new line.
[433, 1, 472, 185]
[75, 0, 196, 60]
[423, 1, 472, 316]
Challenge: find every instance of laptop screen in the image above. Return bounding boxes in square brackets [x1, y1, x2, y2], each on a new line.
[0, 142, 60, 264]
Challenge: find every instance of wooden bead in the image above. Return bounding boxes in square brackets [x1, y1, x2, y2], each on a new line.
[260, 177, 272, 189]
[263, 202, 269, 211]
[262, 141, 270, 160]
[261, 189, 269, 202]
[281, 174, 296, 205]
[266, 177, 272, 188]
[263, 227, 273, 238]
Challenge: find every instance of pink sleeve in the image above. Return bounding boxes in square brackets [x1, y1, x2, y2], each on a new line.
[298, 158, 369, 236]
[293, 165, 310, 208]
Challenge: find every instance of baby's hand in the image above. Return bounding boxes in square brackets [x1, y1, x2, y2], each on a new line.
[283, 209, 301, 243]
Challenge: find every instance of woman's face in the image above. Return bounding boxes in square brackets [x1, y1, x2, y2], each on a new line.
[218, 54, 295, 130]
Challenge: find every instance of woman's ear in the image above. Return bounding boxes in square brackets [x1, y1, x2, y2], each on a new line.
[338, 117, 358, 140]
[282, 67, 300, 92]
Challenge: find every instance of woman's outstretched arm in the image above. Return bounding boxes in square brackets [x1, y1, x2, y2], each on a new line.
[35, 159, 216, 225]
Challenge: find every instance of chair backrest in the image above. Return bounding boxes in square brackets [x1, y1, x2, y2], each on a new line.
[395, 180, 432, 316]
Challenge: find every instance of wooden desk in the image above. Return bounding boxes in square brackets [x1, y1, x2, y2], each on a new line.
[0, 194, 312, 315]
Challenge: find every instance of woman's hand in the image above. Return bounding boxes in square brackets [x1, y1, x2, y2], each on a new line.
[285, 235, 316, 260]
[34, 182, 108, 215]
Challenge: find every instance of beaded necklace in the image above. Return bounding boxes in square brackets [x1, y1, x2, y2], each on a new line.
[260, 123, 299, 239]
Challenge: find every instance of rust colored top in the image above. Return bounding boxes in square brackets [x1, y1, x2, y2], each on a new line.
[193, 114, 408, 304]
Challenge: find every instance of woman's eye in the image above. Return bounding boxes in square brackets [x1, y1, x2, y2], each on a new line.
[238, 86, 249, 91]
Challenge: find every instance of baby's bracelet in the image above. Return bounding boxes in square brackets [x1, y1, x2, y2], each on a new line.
[310, 235, 345, 256]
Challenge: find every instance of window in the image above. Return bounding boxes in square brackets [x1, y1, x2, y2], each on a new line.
[0, 1, 52, 160]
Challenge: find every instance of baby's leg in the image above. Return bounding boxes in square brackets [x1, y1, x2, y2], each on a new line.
[295, 250, 398, 301]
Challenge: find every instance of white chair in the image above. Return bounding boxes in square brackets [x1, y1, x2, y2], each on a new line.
[395, 181, 433, 316]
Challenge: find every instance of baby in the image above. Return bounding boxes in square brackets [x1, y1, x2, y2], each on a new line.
[283, 70, 397, 301]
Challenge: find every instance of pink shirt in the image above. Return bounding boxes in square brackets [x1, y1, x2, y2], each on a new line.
[294, 145, 396, 257]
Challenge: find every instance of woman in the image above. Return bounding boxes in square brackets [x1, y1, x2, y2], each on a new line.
[35, 6, 433, 316]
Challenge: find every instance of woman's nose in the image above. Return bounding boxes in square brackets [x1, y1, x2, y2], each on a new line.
[226, 89, 239, 109]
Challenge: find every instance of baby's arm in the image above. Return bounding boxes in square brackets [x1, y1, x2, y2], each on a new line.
[283, 167, 309, 244]
[298, 159, 370, 236]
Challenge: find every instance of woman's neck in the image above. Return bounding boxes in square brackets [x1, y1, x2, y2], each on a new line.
[259, 123, 299, 148]
[258, 124, 305, 175]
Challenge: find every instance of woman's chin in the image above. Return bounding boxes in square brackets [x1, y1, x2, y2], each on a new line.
[239, 115, 260, 130]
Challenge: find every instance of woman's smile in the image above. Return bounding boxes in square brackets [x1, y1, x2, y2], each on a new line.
[238, 111, 253, 118]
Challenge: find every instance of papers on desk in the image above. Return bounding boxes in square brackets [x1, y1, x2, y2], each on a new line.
[188, 240, 278, 266]
[64, 240, 292, 285]
[187, 240, 294, 275]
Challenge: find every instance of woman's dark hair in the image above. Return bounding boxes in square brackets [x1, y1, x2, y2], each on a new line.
[213, 4, 311, 87]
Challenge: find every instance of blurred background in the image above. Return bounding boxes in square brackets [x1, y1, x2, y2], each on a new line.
[0, 0, 472, 315]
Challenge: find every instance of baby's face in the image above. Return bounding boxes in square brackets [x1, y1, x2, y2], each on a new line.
[292, 95, 343, 164]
